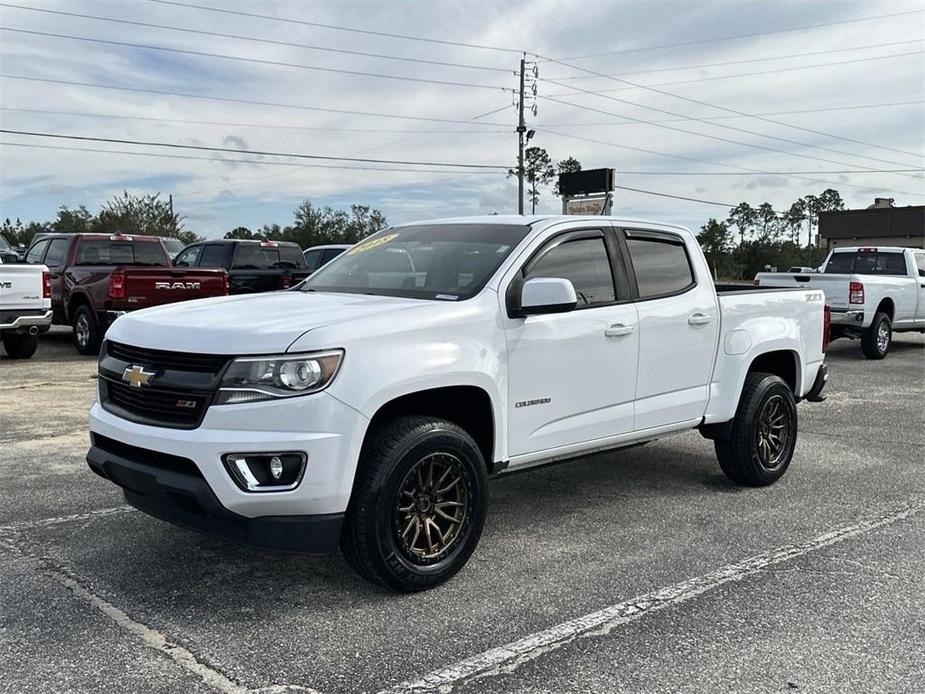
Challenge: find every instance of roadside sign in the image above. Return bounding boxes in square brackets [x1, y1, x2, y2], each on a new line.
[565, 195, 611, 216]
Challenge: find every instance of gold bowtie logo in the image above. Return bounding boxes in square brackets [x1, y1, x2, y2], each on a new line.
[122, 365, 155, 388]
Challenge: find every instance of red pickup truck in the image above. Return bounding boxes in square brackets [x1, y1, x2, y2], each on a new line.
[23, 233, 228, 354]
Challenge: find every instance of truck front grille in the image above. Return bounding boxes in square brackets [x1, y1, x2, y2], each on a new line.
[100, 341, 230, 429]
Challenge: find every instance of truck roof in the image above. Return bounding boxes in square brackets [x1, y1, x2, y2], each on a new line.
[36, 232, 164, 241]
[395, 215, 693, 235]
[196, 239, 302, 247]
[829, 245, 913, 253]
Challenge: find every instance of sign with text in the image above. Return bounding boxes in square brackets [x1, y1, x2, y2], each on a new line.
[565, 196, 610, 215]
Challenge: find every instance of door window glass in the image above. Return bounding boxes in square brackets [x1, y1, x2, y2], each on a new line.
[199, 245, 226, 267]
[626, 237, 694, 298]
[25, 240, 49, 264]
[43, 238, 69, 267]
[174, 246, 202, 267]
[303, 249, 323, 271]
[526, 236, 615, 307]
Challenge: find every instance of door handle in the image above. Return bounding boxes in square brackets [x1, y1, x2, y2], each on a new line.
[688, 313, 713, 326]
[604, 324, 634, 337]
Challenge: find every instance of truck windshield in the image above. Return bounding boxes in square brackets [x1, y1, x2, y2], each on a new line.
[301, 224, 531, 300]
[825, 251, 907, 276]
[75, 239, 167, 266]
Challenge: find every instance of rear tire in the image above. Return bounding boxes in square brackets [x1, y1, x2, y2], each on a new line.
[861, 312, 891, 360]
[340, 416, 488, 592]
[1, 331, 39, 359]
[715, 372, 797, 487]
[73, 305, 102, 355]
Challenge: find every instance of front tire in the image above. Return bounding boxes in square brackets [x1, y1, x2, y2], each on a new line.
[72, 305, 102, 355]
[341, 416, 488, 592]
[1, 331, 39, 359]
[861, 311, 891, 360]
[715, 372, 797, 487]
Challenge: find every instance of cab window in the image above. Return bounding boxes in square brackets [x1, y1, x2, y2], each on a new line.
[199, 245, 226, 267]
[526, 236, 616, 307]
[174, 246, 202, 267]
[43, 238, 70, 267]
[25, 240, 49, 264]
[626, 236, 695, 298]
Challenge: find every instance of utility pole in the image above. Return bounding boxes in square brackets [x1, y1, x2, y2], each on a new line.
[168, 193, 175, 231]
[516, 55, 526, 215]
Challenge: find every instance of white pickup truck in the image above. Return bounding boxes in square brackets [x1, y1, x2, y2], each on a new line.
[0, 258, 52, 359]
[756, 246, 925, 359]
[86, 216, 829, 591]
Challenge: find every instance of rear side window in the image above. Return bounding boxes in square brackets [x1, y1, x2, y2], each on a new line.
[526, 236, 616, 307]
[75, 240, 165, 266]
[825, 251, 908, 276]
[626, 237, 694, 298]
[199, 245, 226, 267]
[233, 244, 305, 269]
[915, 253, 925, 278]
[43, 238, 70, 267]
[321, 248, 345, 264]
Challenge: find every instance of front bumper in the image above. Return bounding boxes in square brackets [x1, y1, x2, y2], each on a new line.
[87, 435, 342, 553]
[88, 390, 369, 521]
[0, 309, 53, 331]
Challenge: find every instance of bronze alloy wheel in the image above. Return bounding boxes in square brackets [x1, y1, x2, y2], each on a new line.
[393, 452, 470, 563]
[756, 394, 791, 470]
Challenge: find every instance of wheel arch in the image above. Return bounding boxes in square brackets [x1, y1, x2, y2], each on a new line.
[746, 349, 800, 394]
[364, 385, 499, 472]
[66, 291, 94, 323]
[875, 297, 895, 320]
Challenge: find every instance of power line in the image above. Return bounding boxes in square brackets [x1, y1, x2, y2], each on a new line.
[557, 8, 925, 60]
[0, 129, 510, 169]
[612, 185, 735, 208]
[548, 39, 923, 81]
[538, 56, 924, 165]
[545, 50, 925, 99]
[0, 27, 505, 91]
[536, 100, 925, 128]
[542, 92, 918, 176]
[0, 2, 512, 73]
[146, 0, 523, 54]
[0, 141, 507, 176]
[0, 107, 511, 134]
[0, 74, 511, 126]
[536, 127, 923, 197]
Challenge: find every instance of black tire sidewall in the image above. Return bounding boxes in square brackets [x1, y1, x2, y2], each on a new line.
[372, 427, 487, 586]
[73, 306, 101, 355]
[746, 380, 797, 483]
[2, 331, 39, 358]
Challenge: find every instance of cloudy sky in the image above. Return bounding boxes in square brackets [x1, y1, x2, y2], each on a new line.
[0, 0, 922, 240]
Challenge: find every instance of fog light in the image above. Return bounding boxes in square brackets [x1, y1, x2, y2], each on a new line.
[222, 452, 306, 492]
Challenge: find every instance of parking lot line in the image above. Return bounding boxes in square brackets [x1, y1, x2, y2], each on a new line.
[382, 500, 923, 694]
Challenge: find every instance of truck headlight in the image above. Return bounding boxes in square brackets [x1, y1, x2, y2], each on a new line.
[215, 350, 343, 405]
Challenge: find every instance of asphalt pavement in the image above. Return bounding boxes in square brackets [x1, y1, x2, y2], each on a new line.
[1, 326, 923, 693]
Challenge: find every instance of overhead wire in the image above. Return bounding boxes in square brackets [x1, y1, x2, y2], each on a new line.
[0, 28, 506, 91]
[0, 2, 513, 73]
[0, 129, 510, 169]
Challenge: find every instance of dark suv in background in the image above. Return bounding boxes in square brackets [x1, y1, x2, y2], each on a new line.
[174, 239, 310, 294]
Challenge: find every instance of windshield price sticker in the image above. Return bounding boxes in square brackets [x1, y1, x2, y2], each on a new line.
[347, 233, 399, 255]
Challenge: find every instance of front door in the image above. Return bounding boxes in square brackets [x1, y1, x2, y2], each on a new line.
[504, 228, 639, 461]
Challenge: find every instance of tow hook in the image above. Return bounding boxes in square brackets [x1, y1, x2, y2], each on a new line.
[805, 364, 828, 402]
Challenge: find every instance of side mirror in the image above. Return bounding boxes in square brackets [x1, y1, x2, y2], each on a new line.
[520, 277, 578, 316]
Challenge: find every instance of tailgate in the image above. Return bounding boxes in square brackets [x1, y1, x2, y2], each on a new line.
[0, 264, 48, 310]
[756, 273, 848, 306]
[120, 267, 227, 307]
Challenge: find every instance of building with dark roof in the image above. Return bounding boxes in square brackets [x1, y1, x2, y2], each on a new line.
[819, 199, 924, 250]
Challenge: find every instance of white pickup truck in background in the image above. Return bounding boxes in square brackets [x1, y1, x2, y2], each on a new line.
[756, 246, 925, 359]
[86, 216, 829, 591]
[0, 258, 52, 359]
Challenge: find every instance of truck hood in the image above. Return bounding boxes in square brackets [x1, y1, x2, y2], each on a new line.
[105, 291, 423, 354]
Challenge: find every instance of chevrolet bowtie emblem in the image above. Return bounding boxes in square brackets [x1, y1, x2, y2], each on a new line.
[122, 364, 155, 388]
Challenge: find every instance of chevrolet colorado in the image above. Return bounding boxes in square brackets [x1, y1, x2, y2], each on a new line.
[87, 216, 829, 591]
[23, 233, 229, 354]
[755, 246, 925, 359]
[0, 258, 51, 359]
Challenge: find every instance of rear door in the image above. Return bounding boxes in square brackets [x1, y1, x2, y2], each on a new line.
[621, 229, 719, 430]
[913, 251, 925, 324]
[503, 225, 639, 461]
[42, 237, 70, 320]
